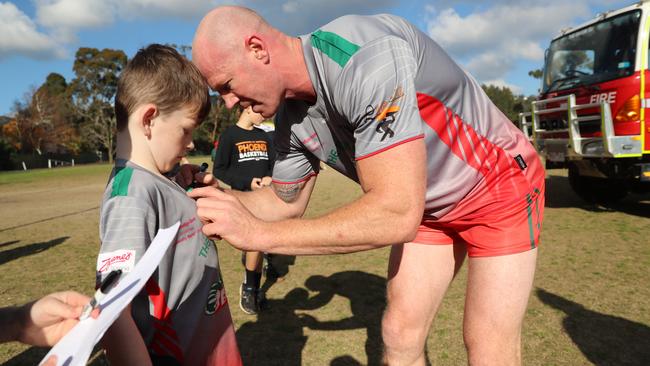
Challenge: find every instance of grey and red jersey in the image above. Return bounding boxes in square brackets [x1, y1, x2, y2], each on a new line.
[97, 160, 240, 365]
[273, 14, 543, 220]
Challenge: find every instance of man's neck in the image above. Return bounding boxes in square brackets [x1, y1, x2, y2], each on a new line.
[282, 37, 316, 102]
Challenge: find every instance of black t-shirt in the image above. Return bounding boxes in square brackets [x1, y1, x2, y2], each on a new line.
[213, 125, 275, 191]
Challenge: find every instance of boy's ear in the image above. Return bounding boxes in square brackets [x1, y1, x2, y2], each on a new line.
[245, 35, 269, 64]
[141, 104, 158, 138]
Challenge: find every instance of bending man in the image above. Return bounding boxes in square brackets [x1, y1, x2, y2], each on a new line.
[191, 6, 545, 365]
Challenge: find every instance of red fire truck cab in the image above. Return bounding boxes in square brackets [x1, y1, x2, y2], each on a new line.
[520, 1, 650, 202]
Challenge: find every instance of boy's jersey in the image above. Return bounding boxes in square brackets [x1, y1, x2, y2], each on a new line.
[213, 125, 274, 191]
[97, 160, 241, 365]
[273, 14, 543, 220]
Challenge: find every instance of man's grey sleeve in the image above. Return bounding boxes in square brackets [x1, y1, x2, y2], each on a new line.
[271, 113, 321, 183]
[337, 36, 424, 160]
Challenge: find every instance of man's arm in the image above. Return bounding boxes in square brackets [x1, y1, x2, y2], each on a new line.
[193, 138, 425, 255]
[191, 172, 317, 224]
[261, 138, 426, 254]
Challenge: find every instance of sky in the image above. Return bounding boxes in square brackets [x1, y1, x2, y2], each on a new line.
[0, 0, 634, 116]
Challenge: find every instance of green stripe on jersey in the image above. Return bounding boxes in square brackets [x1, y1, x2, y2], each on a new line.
[311, 30, 360, 68]
[111, 167, 134, 197]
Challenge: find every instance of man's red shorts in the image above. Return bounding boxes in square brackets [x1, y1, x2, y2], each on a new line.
[414, 163, 545, 258]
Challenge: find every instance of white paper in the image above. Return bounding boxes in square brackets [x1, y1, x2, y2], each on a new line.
[40, 221, 180, 366]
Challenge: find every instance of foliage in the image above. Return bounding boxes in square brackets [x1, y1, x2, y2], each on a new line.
[528, 69, 544, 79]
[481, 84, 533, 122]
[0, 138, 15, 170]
[194, 96, 241, 154]
[69, 48, 127, 163]
[0, 44, 249, 169]
[3, 73, 78, 154]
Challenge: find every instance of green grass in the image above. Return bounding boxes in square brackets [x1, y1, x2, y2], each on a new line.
[1, 161, 649, 365]
[0, 163, 112, 185]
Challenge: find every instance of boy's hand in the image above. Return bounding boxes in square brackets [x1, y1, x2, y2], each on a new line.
[251, 177, 263, 190]
[176, 164, 218, 189]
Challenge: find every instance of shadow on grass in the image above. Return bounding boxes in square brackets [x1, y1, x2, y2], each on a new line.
[2, 346, 48, 366]
[545, 175, 650, 218]
[0, 206, 99, 233]
[260, 254, 297, 295]
[237, 271, 389, 366]
[3, 346, 108, 366]
[0, 237, 68, 265]
[301, 271, 387, 365]
[236, 287, 310, 366]
[0, 240, 19, 248]
[537, 288, 650, 365]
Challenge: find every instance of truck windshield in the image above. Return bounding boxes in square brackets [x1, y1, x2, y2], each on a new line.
[542, 10, 641, 93]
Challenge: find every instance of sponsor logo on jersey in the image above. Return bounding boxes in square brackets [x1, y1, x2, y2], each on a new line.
[236, 140, 269, 161]
[97, 249, 136, 273]
[363, 86, 404, 141]
[205, 274, 227, 315]
[198, 237, 212, 258]
[326, 149, 339, 165]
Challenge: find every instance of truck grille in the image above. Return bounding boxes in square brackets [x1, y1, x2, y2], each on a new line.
[539, 113, 601, 135]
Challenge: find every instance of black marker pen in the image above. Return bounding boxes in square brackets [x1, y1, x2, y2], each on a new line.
[188, 162, 209, 190]
[80, 269, 122, 320]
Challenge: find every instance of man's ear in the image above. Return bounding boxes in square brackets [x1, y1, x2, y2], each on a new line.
[141, 104, 158, 138]
[245, 35, 269, 64]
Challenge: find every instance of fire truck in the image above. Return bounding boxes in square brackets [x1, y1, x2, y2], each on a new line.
[520, 1, 650, 202]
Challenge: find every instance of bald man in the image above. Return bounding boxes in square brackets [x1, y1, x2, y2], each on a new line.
[191, 6, 545, 366]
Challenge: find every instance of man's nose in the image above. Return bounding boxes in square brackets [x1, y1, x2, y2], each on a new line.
[187, 140, 195, 150]
[222, 93, 240, 109]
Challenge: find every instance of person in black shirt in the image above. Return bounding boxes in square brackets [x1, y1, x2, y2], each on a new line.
[213, 107, 274, 314]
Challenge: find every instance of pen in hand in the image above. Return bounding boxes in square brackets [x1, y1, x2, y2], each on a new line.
[79, 269, 122, 320]
[188, 162, 209, 190]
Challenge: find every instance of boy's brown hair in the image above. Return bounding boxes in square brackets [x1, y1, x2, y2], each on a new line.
[115, 44, 211, 131]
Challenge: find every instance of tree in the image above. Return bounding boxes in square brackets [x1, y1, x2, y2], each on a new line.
[193, 96, 240, 154]
[70, 48, 127, 163]
[482, 84, 535, 123]
[167, 43, 192, 58]
[483, 84, 517, 121]
[33, 73, 79, 154]
[0, 116, 17, 170]
[528, 69, 543, 79]
[4, 73, 79, 156]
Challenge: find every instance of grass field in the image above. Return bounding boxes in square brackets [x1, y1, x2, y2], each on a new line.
[1, 157, 649, 365]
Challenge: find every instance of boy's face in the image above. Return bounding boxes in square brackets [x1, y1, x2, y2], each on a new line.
[148, 107, 197, 174]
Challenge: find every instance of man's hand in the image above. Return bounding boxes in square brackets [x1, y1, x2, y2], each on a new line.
[176, 163, 218, 189]
[19, 291, 99, 347]
[189, 186, 267, 252]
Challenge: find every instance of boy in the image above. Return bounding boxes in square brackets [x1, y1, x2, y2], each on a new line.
[96, 44, 241, 365]
[213, 106, 274, 315]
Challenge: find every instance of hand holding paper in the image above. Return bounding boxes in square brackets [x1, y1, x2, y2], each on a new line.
[39, 222, 180, 366]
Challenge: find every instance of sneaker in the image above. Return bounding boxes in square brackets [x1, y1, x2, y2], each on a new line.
[239, 283, 259, 315]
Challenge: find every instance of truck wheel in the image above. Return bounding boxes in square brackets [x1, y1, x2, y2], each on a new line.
[568, 163, 628, 203]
